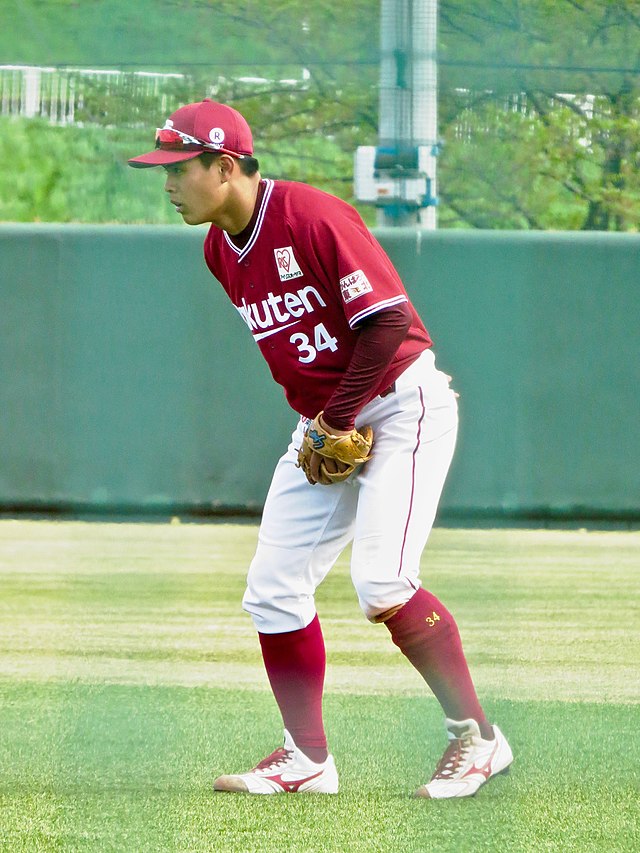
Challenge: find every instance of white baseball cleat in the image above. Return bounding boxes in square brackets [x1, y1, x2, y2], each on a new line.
[416, 717, 513, 799]
[213, 729, 339, 794]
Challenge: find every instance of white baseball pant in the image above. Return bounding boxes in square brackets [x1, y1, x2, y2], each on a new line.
[243, 349, 458, 633]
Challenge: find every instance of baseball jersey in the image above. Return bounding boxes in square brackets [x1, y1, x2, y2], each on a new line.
[204, 179, 432, 419]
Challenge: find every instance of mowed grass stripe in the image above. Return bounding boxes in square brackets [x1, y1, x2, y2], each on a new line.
[1, 522, 637, 702]
[0, 686, 637, 852]
[0, 520, 639, 851]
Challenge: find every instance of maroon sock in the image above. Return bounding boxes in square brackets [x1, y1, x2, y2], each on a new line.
[385, 588, 493, 739]
[258, 614, 329, 762]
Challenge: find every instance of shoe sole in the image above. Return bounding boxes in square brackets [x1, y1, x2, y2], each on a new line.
[213, 775, 339, 795]
[213, 775, 250, 793]
[415, 760, 513, 799]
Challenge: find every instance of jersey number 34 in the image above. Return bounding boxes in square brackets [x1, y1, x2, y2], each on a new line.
[290, 323, 338, 363]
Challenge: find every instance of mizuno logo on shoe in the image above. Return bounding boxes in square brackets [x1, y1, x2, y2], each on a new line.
[264, 771, 323, 793]
[461, 739, 499, 781]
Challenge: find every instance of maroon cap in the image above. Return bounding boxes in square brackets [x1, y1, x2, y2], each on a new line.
[128, 99, 253, 168]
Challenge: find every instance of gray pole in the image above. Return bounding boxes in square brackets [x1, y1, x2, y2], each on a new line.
[378, 0, 438, 228]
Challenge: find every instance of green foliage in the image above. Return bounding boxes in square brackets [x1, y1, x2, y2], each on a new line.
[0, 117, 173, 223]
[4, 0, 378, 67]
[3, 0, 640, 228]
[438, 88, 640, 230]
[439, 0, 640, 92]
[0, 114, 368, 224]
[436, 1, 640, 230]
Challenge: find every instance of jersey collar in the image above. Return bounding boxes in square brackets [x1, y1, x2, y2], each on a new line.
[223, 178, 274, 262]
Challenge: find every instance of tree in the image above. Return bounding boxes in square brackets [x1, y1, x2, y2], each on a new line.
[437, 0, 640, 230]
[5, 0, 640, 228]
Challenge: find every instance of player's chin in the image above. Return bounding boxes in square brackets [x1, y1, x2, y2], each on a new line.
[179, 210, 204, 226]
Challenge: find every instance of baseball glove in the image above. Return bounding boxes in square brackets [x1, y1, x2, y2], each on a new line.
[297, 412, 374, 485]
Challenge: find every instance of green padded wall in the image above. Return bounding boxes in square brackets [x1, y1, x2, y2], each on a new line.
[1, 225, 638, 518]
[379, 230, 639, 518]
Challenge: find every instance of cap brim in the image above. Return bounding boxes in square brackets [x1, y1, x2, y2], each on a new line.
[127, 149, 204, 169]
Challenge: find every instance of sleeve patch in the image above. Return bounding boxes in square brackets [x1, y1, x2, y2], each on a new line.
[340, 269, 373, 303]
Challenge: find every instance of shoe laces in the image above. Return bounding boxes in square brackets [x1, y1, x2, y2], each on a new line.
[254, 747, 293, 771]
[431, 736, 473, 780]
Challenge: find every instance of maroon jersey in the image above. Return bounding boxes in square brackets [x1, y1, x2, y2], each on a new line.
[204, 180, 432, 418]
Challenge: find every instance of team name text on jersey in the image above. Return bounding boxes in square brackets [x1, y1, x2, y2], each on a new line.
[235, 284, 327, 336]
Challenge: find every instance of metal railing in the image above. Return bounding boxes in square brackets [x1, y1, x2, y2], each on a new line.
[0, 65, 184, 125]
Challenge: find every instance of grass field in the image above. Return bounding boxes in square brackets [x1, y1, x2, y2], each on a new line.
[0, 520, 638, 852]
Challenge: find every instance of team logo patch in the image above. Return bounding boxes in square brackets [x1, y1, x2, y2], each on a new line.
[340, 269, 373, 303]
[274, 246, 303, 281]
[209, 127, 225, 146]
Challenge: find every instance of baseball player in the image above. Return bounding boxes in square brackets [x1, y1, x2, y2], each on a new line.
[129, 99, 513, 799]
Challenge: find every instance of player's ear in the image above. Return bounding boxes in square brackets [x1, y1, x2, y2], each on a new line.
[218, 154, 236, 181]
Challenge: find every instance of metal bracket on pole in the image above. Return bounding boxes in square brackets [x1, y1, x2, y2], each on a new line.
[354, 0, 439, 227]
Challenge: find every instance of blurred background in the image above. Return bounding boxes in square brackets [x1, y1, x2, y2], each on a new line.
[3, 0, 640, 229]
[1, 1, 639, 521]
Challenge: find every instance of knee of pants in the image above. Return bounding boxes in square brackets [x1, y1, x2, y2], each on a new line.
[243, 543, 317, 634]
[350, 537, 420, 621]
[351, 575, 417, 622]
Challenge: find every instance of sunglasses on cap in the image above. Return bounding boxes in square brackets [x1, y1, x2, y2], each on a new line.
[155, 127, 244, 158]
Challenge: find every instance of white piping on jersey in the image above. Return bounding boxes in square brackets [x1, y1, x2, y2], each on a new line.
[253, 320, 301, 342]
[223, 179, 275, 262]
[349, 294, 408, 328]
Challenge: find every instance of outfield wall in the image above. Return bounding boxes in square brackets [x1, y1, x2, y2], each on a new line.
[1, 224, 638, 518]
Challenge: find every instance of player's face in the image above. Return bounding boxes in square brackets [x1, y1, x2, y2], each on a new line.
[163, 157, 228, 226]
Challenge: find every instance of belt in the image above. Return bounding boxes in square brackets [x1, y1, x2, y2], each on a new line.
[379, 382, 396, 398]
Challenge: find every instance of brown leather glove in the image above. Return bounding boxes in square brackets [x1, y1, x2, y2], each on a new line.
[297, 412, 374, 485]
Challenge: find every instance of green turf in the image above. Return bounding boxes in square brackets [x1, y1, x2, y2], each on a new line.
[0, 521, 638, 852]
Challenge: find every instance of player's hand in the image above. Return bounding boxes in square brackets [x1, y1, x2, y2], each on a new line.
[317, 413, 350, 437]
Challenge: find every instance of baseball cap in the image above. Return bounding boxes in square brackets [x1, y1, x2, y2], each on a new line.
[128, 99, 253, 168]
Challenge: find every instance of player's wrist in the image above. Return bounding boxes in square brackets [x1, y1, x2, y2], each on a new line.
[318, 412, 352, 436]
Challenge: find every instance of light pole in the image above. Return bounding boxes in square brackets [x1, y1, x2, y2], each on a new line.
[354, 0, 438, 228]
